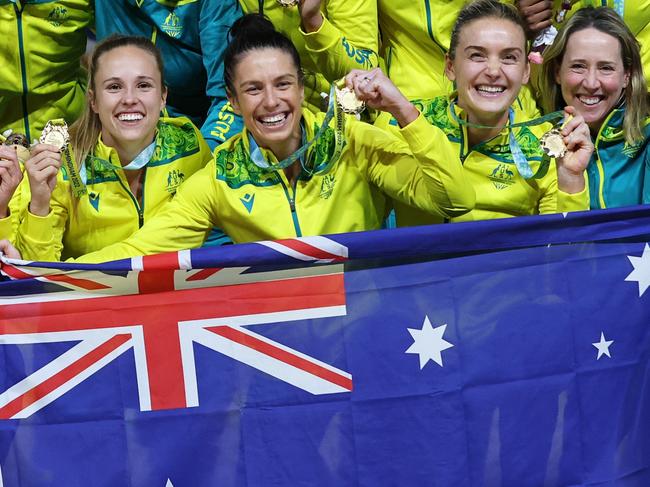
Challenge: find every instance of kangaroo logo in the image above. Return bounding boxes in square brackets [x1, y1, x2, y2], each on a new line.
[488, 163, 516, 190]
[166, 169, 185, 195]
[319, 175, 336, 199]
[161, 12, 183, 38]
[47, 6, 68, 27]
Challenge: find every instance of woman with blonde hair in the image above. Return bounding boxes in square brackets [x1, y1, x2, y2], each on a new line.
[538, 6, 650, 209]
[15, 34, 212, 261]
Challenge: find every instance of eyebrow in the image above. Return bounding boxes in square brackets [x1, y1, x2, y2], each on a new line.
[238, 73, 297, 89]
[464, 46, 524, 54]
[101, 75, 156, 83]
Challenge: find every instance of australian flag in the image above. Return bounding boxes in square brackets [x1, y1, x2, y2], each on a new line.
[1, 207, 649, 486]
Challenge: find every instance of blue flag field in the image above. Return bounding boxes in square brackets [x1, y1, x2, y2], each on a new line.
[0, 207, 649, 486]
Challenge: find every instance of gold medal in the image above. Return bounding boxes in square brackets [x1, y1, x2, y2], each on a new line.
[40, 119, 70, 150]
[4, 132, 30, 163]
[335, 86, 365, 115]
[276, 0, 298, 6]
[540, 128, 566, 158]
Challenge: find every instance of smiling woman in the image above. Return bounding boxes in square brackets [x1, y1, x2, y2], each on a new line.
[13, 35, 213, 261]
[45, 13, 478, 263]
[381, 0, 594, 226]
[539, 7, 650, 210]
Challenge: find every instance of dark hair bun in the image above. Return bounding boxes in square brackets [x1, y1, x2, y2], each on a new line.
[229, 13, 276, 42]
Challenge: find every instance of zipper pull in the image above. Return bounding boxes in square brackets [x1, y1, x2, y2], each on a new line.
[289, 198, 296, 212]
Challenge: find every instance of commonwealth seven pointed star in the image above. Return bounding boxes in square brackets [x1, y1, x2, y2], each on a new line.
[592, 332, 614, 360]
[625, 243, 650, 297]
[406, 316, 454, 369]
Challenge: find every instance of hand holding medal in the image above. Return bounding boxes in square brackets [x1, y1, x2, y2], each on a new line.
[344, 68, 419, 128]
[549, 107, 593, 194]
[0, 139, 24, 219]
[24, 119, 69, 216]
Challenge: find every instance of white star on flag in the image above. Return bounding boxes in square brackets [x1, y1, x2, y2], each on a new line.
[165, 480, 174, 487]
[625, 243, 650, 297]
[406, 316, 454, 368]
[592, 332, 613, 360]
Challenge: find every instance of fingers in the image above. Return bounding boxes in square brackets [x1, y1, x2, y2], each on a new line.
[517, 0, 553, 33]
[0, 239, 22, 260]
[0, 146, 19, 164]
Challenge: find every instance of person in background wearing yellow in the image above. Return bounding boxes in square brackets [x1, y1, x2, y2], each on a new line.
[239, 0, 379, 114]
[0, 1, 92, 143]
[14, 35, 212, 262]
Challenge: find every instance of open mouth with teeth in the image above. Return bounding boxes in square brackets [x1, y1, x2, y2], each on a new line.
[258, 112, 289, 128]
[577, 95, 604, 106]
[117, 112, 144, 122]
[475, 85, 506, 97]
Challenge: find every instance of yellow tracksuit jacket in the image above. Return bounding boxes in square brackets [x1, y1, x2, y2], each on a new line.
[377, 96, 589, 225]
[240, 0, 379, 113]
[16, 117, 212, 261]
[0, 0, 92, 142]
[73, 107, 476, 263]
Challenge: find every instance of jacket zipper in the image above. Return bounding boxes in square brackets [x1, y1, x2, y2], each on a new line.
[279, 175, 303, 237]
[15, 3, 31, 141]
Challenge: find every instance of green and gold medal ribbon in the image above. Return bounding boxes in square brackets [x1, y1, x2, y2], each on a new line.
[448, 103, 566, 180]
[248, 83, 346, 176]
[40, 119, 87, 198]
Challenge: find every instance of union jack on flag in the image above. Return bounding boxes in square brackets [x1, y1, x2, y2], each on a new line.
[0, 237, 351, 418]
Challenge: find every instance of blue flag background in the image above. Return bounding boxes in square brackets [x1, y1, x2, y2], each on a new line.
[1, 207, 649, 486]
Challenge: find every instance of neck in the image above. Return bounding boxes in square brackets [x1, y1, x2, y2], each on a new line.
[465, 110, 509, 147]
[101, 131, 156, 167]
[268, 130, 301, 163]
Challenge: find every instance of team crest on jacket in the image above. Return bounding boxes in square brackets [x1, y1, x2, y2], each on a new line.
[162, 12, 183, 38]
[47, 6, 68, 27]
[166, 169, 185, 194]
[488, 163, 516, 190]
[319, 175, 336, 199]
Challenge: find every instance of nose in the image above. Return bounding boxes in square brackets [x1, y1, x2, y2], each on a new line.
[582, 68, 600, 91]
[262, 88, 279, 109]
[122, 86, 138, 105]
[485, 57, 501, 78]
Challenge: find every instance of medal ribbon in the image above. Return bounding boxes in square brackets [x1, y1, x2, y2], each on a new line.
[449, 103, 563, 179]
[248, 84, 345, 176]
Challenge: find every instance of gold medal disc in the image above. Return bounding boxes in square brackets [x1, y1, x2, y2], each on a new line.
[40, 119, 70, 150]
[335, 86, 365, 115]
[540, 128, 566, 158]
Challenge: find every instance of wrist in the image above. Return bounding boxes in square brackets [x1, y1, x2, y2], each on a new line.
[301, 12, 323, 33]
[392, 102, 419, 128]
[0, 204, 8, 219]
[29, 199, 50, 217]
[557, 167, 585, 194]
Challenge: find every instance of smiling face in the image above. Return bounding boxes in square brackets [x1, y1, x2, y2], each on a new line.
[556, 28, 629, 132]
[90, 45, 167, 159]
[446, 17, 529, 127]
[228, 47, 304, 159]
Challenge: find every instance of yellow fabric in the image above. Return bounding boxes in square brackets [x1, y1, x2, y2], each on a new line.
[376, 96, 589, 225]
[16, 117, 212, 261]
[239, 0, 379, 113]
[0, 164, 31, 241]
[377, 0, 540, 117]
[73, 108, 475, 263]
[0, 0, 92, 142]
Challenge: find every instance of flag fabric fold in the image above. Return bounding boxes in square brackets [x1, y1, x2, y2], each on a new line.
[1, 206, 649, 486]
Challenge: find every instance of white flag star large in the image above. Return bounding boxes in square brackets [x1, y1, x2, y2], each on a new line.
[406, 316, 454, 368]
[625, 243, 650, 297]
[165, 480, 174, 487]
[592, 332, 614, 360]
